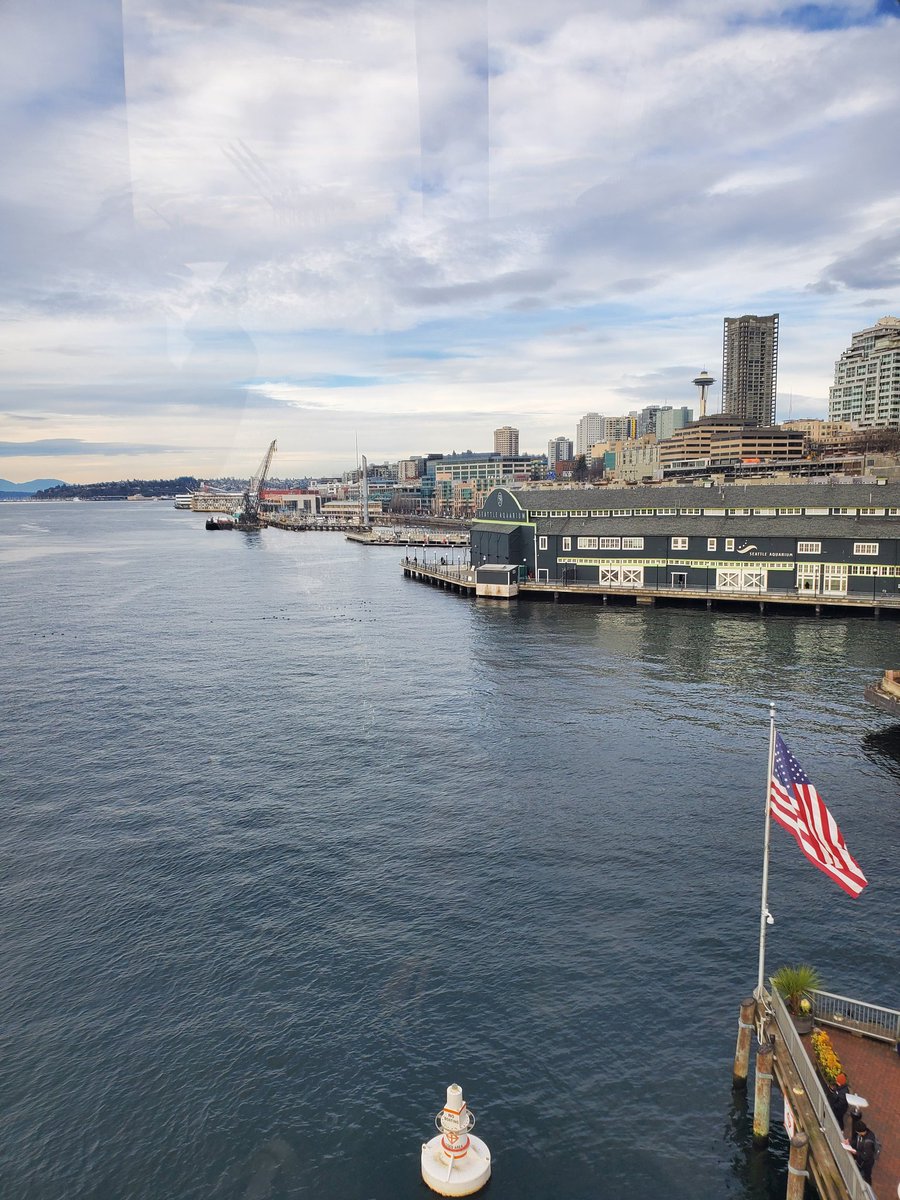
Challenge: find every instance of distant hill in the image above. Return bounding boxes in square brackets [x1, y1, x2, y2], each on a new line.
[35, 477, 200, 500]
[0, 477, 67, 494]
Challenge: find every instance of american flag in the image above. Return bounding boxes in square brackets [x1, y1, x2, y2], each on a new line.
[769, 733, 868, 897]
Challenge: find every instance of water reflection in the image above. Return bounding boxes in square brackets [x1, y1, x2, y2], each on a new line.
[861, 723, 900, 781]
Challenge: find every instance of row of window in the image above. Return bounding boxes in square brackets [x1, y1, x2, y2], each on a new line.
[538, 536, 882, 555]
[528, 506, 899, 519]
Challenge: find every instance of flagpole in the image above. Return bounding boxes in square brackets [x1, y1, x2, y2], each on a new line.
[755, 701, 777, 1001]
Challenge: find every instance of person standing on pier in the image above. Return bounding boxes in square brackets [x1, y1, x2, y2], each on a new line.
[848, 1119, 878, 1185]
[827, 1073, 850, 1131]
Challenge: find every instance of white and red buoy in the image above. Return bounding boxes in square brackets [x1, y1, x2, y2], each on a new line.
[421, 1083, 491, 1197]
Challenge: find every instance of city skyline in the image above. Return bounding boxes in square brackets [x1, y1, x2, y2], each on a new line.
[2, 1, 900, 483]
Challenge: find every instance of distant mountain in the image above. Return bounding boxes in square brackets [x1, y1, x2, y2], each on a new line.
[0, 478, 67, 494]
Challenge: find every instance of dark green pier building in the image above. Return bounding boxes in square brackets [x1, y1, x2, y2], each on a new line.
[471, 482, 900, 602]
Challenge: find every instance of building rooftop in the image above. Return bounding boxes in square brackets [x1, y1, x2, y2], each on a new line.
[498, 481, 900, 512]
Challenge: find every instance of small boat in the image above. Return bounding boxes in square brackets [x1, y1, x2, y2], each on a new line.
[206, 517, 235, 531]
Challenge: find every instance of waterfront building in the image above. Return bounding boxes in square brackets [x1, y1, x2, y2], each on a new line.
[547, 436, 574, 469]
[722, 313, 779, 426]
[493, 426, 519, 456]
[657, 415, 803, 472]
[576, 413, 604, 457]
[606, 436, 660, 483]
[828, 316, 900, 430]
[259, 488, 322, 515]
[471, 481, 900, 600]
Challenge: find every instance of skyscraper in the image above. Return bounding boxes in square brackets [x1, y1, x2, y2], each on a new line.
[722, 313, 779, 426]
[828, 316, 900, 429]
[575, 412, 604, 457]
[493, 426, 519, 455]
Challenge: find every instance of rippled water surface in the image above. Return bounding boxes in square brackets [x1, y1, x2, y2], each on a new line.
[2, 502, 898, 1200]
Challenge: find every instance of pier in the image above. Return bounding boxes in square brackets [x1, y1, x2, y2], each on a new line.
[403, 563, 900, 617]
[402, 558, 476, 594]
[737, 987, 899, 1200]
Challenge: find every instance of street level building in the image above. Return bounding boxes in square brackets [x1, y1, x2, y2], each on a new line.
[493, 426, 519, 456]
[470, 481, 900, 600]
[722, 313, 779, 426]
[828, 316, 900, 430]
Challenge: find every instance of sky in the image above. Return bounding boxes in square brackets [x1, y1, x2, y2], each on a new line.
[2, 0, 900, 483]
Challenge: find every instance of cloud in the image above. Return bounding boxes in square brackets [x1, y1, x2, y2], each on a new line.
[814, 229, 900, 291]
[0, 439, 177, 457]
[1, 0, 900, 478]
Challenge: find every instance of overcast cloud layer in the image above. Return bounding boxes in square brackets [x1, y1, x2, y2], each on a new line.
[2, 0, 899, 480]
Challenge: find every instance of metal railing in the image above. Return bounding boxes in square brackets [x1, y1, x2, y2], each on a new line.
[522, 577, 900, 604]
[767, 987, 875, 1200]
[402, 559, 475, 583]
[809, 989, 900, 1045]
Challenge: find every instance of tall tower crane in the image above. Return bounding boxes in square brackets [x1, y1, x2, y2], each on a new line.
[238, 438, 277, 528]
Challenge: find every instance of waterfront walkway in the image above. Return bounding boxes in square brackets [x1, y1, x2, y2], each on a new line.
[402, 560, 900, 616]
[760, 987, 900, 1200]
[813, 1026, 900, 1200]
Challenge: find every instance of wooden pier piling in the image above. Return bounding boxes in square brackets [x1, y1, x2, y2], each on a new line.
[752, 1042, 774, 1146]
[785, 1133, 809, 1200]
[733, 997, 756, 1089]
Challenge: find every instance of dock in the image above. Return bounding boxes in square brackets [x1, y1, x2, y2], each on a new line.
[347, 531, 469, 548]
[402, 559, 476, 593]
[864, 670, 900, 716]
[740, 987, 899, 1200]
[402, 563, 900, 617]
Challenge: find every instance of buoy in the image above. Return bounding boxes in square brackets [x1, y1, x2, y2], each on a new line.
[421, 1083, 491, 1197]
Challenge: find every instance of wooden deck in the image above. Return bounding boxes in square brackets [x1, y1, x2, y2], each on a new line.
[808, 1025, 900, 1200]
[760, 988, 898, 1200]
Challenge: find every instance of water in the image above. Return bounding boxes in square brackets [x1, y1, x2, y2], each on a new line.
[2, 502, 898, 1200]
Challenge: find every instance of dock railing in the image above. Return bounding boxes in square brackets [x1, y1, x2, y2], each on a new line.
[768, 987, 876, 1200]
[809, 989, 900, 1046]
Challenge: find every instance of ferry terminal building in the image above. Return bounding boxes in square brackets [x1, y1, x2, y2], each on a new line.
[470, 482, 900, 600]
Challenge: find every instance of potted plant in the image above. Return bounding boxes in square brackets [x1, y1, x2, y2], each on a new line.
[771, 964, 822, 1034]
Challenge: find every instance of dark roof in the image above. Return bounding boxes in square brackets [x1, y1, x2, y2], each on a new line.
[503, 481, 900, 511]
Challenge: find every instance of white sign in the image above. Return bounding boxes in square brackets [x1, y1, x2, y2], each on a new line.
[783, 1092, 795, 1139]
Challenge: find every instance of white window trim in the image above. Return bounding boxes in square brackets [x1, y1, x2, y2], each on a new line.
[562, 536, 571, 551]
[853, 542, 879, 556]
[577, 536, 598, 549]
[797, 542, 821, 555]
[538, 535, 547, 550]
[707, 538, 717, 552]
[622, 537, 644, 550]
[671, 536, 688, 550]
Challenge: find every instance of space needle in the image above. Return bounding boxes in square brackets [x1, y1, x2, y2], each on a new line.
[692, 369, 715, 418]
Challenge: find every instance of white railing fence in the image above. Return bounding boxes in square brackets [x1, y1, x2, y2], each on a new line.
[809, 989, 900, 1045]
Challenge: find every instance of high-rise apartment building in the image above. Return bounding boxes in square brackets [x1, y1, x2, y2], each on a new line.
[604, 414, 638, 443]
[655, 406, 693, 440]
[547, 436, 574, 468]
[722, 313, 779, 426]
[576, 413, 604, 457]
[828, 316, 900, 430]
[493, 426, 519, 456]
